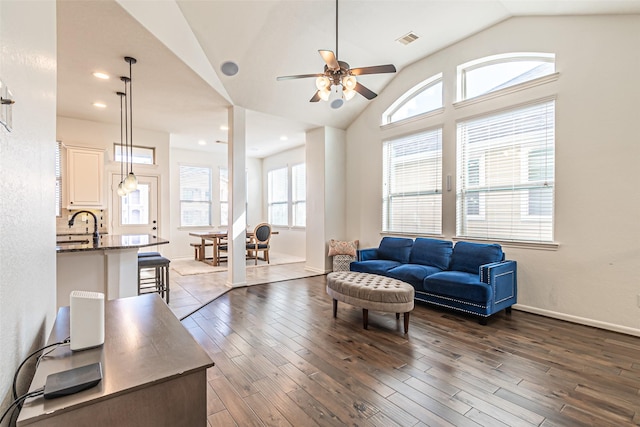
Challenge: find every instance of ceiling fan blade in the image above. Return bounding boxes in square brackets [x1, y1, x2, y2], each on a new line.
[310, 91, 321, 102]
[276, 73, 324, 81]
[354, 82, 377, 100]
[319, 50, 340, 71]
[350, 64, 397, 76]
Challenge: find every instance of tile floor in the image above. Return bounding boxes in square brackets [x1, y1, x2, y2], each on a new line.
[167, 260, 323, 319]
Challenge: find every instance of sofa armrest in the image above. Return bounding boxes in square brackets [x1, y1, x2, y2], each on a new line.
[480, 260, 517, 307]
[357, 248, 379, 262]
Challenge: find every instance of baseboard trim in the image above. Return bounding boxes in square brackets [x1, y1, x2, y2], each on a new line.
[513, 304, 640, 337]
[304, 266, 329, 274]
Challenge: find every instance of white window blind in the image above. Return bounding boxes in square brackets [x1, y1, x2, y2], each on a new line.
[383, 129, 442, 234]
[457, 100, 555, 242]
[180, 165, 212, 227]
[268, 167, 288, 226]
[292, 163, 306, 227]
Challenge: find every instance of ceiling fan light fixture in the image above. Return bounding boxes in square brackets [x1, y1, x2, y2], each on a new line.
[343, 88, 357, 101]
[316, 76, 331, 91]
[319, 88, 331, 101]
[343, 75, 357, 91]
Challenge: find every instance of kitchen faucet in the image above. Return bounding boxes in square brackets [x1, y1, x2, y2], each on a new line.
[68, 210, 100, 245]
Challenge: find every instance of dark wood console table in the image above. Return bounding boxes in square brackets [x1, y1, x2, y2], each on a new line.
[17, 293, 214, 426]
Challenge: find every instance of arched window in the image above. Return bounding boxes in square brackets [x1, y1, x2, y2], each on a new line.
[457, 53, 555, 101]
[382, 73, 443, 125]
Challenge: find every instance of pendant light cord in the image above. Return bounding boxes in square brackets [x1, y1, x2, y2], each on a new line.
[118, 92, 124, 181]
[123, 79, 129, 172]
[128, 59, 133, 175]
[335, 0, 339, 60]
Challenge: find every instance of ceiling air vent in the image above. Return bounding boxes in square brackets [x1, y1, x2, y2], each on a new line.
[397, 32, 419, 46]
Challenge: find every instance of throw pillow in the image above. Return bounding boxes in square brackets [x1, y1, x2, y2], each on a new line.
[327, 239, 359, 257]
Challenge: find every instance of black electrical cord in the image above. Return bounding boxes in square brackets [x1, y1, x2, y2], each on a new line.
[11, 338, 70, 400]
[0, 387, 44, 425]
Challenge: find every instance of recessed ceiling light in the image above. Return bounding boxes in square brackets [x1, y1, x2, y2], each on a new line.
[280, 136, 288, 141]
[93, 72, 109, 80]
[198, 140, 207, 146]
[220, 125, 229, 131]
[93, 102, 107, 108]
[220, 61, 239, 76]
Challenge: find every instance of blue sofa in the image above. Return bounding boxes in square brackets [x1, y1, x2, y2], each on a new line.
[350, 237, 517, 324]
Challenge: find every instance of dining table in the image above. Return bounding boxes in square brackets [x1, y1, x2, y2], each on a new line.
[189, 230, 229, 266]
[189, 229, 279, 266]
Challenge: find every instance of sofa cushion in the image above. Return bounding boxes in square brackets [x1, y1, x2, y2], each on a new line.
[409, 238, 453, 270]
[387, 264, 444, 290]
[423, 271, 492, 303]
[350, 260, 402, 275]
[377, 237, 413, 263]
[449, 241, 503, 274]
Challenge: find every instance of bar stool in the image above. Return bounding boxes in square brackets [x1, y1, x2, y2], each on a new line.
[137, 255, 170, 303]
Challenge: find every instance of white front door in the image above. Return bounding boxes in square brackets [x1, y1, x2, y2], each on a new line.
[110, 174, 159, 237]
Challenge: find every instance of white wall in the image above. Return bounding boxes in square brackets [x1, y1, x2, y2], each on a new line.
[56, 116, 171, 246]
[262, 145, 306, 256]
[346, 15, 640, 335]
[168, 145, 262, 259]
[0, 0, 57, 413]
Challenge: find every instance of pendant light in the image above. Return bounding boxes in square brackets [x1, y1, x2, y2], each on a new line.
[123, 56, 138, 192]
[116, 90, 128, 197]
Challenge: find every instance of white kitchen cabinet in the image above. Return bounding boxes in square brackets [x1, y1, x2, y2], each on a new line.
[66, 146, 105, 208]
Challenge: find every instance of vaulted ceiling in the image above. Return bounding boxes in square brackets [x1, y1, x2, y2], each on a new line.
[56, 0, 640, 157]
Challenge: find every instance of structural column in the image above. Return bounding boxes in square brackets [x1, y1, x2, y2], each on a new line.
[305, 126, 347, 273]
[227, 106, 247, 287]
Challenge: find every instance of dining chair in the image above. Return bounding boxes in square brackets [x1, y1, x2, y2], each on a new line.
[246, 223, 271, 265]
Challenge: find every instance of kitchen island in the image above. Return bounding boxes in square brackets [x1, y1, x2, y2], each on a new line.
[56, 234, 169, 308]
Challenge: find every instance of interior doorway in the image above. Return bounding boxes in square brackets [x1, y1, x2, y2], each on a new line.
[110, 174, 159, 237]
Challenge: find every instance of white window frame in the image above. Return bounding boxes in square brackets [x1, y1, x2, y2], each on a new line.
[219, 167, 228, 227]
[382, 73, 443, 126]
[114, 143, 155, 165]
[382, 128, 443, 235]
[267, 166, 289, 227]
[456, 99, 555, 243]
[179, 164, 212, 227]
[291, 163, 306, 228]
[55, 141, 62, 217]
[457, 52, 555, 102]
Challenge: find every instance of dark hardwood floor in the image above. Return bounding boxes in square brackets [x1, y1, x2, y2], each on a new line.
[181, 275, 640, 426]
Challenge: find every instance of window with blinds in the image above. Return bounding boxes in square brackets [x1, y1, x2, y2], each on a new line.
[179, 165, 212, 227]
[268, 167, 288, 226]
[219, 168, 228, 226]
[292, 163, 306, 227]
[383, 129, 442, 234]
[456, 100, 555, 242]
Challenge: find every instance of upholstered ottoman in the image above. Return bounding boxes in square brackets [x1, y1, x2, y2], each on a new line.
[326, 271, 415, 334]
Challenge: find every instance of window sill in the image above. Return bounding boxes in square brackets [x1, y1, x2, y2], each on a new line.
[453, 72, 559, 110]
[453, 236, 559, 251]
[379, 107, 445, 131]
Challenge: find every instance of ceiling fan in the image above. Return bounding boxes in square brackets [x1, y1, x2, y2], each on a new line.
[276, 0, 396, 109]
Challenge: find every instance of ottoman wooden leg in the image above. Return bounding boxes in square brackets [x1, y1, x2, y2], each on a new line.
[404, 312, 410, 334]
[333, 299, 338, 318]
[363, 309, 368, 329]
